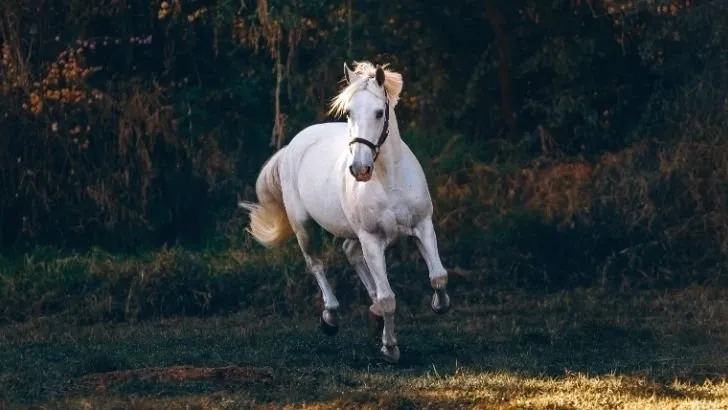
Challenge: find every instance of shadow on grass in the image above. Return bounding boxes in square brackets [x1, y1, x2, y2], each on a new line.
[1, 286, 728, 408]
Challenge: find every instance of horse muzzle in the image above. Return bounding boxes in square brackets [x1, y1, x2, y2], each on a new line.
[349, 163, 373, 182]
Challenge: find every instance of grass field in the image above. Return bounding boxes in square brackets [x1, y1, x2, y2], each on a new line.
[2, 283, 728, 409]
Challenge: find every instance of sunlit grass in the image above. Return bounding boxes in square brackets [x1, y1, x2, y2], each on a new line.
[20, 370, 728, 409]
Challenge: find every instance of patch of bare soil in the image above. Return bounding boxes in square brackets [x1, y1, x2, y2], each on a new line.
[76, 365, 275, 392]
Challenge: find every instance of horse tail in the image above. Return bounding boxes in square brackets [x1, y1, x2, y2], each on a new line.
[238, 149, 294, 248]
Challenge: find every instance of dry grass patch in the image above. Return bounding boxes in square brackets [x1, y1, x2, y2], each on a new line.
[29, 372, 728, 409]
[75, 365, 275, 393]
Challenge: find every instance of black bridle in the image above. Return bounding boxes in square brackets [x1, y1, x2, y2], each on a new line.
[348, 88, 390, 162]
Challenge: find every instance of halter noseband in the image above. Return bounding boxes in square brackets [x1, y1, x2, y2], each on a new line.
[348, 88, 390, 162]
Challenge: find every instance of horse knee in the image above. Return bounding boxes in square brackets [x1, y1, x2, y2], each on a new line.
[302, 255, 325, 274]
[376, 294, 396, 314]
[342, 239, 364, 264]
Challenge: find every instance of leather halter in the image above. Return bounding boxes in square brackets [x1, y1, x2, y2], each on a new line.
[348, 88, 390, 162]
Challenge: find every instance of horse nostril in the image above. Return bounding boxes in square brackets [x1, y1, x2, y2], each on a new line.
[361, 166, 371, 175]
[349, 165, 357, 177]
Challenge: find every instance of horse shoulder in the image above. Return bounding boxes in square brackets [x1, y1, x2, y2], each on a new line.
[398, 147, 434, 211]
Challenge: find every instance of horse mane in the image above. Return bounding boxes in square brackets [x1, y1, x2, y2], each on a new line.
[328, 61, 403, 118]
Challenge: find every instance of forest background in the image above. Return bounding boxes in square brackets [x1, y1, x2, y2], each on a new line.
[0, 0, 726, 321]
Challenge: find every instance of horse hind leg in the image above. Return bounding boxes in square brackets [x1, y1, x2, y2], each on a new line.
[343, 239, 383, 343]
[289, 211, 340, 335]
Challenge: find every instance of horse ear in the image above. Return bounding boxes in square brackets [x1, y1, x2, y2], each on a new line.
[344, 62, 355, 84]
[375, 65, 385, 87]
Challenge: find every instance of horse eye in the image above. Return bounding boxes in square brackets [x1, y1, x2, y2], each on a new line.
[375, 110, 384, 119]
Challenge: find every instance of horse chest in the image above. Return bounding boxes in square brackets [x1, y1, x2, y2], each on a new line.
[375, 204, 418, 240]
[394, 203, 416, 226]
[349, 183, 428, 239]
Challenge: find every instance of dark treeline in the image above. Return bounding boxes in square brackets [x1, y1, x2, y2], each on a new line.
[1, 0, 727, 288]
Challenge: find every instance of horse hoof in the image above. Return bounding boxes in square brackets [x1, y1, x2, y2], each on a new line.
[319, 309, 339, 336]
[380, 345, 400, 363]
[431, 289, 451, 314]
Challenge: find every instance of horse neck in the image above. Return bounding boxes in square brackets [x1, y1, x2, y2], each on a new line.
[375, 107, 403, 186]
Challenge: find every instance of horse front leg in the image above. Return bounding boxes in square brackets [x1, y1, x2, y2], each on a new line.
[358, 231, 399, 363]
[343, 239, 384, 343]
[413, 218, 451, 314]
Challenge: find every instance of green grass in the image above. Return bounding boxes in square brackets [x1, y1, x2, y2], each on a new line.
[1, 210, 727, 409]
[2, 284, 727, 409]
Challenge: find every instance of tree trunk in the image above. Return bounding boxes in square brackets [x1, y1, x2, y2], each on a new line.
[484, 0, 517, 138]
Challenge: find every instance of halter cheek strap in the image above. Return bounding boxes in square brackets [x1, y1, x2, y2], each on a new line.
[348, 89, 390, 162]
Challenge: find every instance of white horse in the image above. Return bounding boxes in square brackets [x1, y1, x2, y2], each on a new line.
[239, 61, 450, 363]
